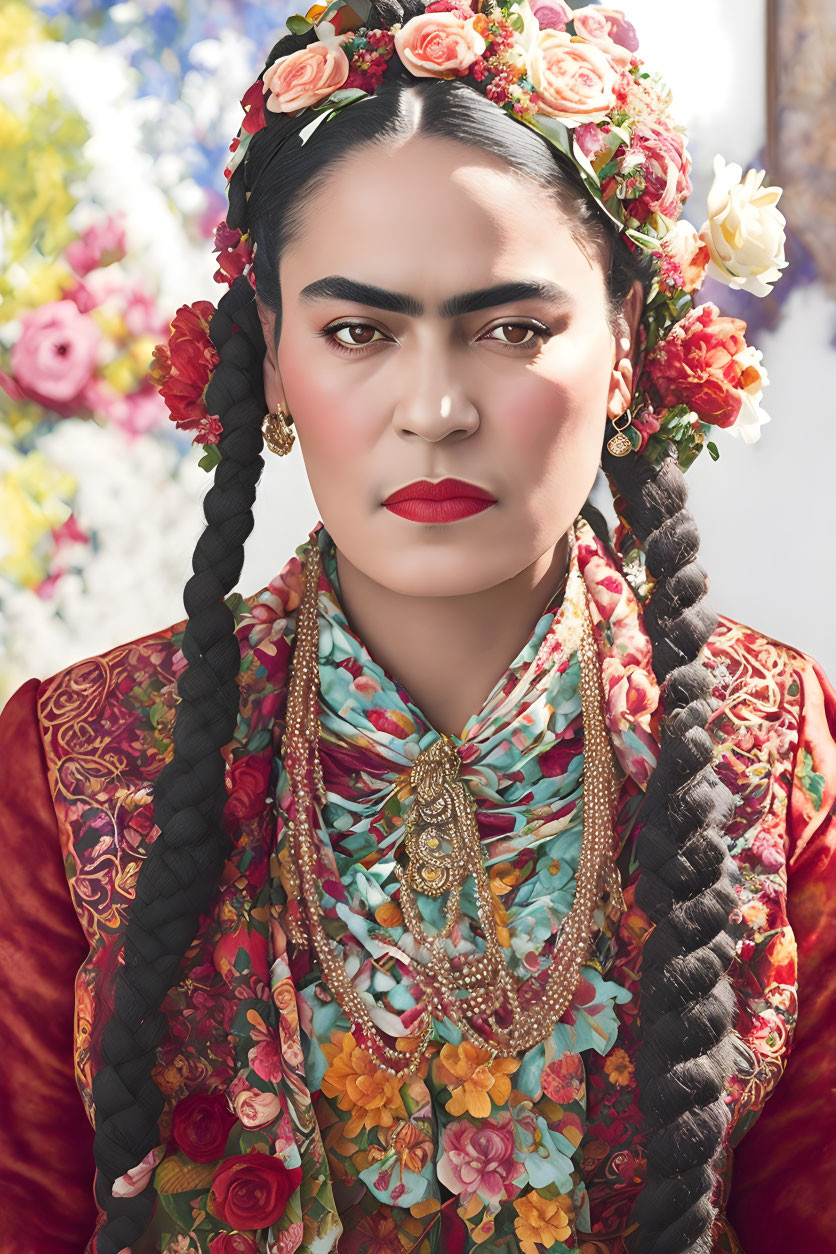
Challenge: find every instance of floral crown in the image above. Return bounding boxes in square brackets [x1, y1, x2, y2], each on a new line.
[151, 0, 788, 475]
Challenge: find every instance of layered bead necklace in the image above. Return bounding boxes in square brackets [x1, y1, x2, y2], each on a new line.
[281, 535, 624, 1076]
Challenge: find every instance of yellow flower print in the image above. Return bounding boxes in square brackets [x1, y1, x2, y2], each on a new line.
[513, 1189, 573, 1252]
[603, 1046, 634, 1087]
[320, 1031, 407, 1138]
[437, 1040, 520, 1118]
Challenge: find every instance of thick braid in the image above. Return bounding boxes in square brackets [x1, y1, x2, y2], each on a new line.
[90, 275, 267, 1252]
[601, 436, 743, 1254]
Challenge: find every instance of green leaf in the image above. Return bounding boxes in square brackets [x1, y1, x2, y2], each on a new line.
[707, 441, 720, 461]
[225, 591, 247, 619]
[286, 13, 314, 32]
[508, 11, 524, 31]
[198, 444, 222, 473]
[799, 748, 826, 811]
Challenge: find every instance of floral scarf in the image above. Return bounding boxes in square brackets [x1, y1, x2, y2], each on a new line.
[264, 512, 662, 1253]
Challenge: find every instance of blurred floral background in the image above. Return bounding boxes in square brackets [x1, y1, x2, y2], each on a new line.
[1, 0, 833, 706]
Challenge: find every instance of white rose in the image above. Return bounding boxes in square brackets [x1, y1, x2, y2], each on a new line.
[727, 344, 771, 444]
[699, 154, 788, 298]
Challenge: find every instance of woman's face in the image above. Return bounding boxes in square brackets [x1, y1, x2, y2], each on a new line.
[260, 134, 642, 599]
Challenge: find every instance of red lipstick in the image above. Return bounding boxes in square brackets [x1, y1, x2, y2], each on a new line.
[381, 477, 497, 523]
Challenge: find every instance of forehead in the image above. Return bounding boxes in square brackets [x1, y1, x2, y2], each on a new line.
[280, 135, 606, 304]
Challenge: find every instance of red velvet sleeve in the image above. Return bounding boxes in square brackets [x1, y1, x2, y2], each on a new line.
[0, 677, 97, 1253]
[727, 651, 836, 1248]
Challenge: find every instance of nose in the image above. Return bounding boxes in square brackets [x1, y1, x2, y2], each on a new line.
[393, 348, 481, 443]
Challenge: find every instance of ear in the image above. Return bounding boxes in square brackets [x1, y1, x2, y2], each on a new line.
[607, 279, 645, 421]
[256, 300, 285, 414]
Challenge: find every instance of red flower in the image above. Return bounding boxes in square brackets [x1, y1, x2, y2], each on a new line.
[208, 1234, 259, 1254]
[213, 220, 255, 289]
[209, 1152, 303, 1230]
[171, 1092, 236, 1163]
[224, 752, 273, 822]
[149, 300, 220, 440]
[643, 302, 749, 428]
[241, 79, 267, 135]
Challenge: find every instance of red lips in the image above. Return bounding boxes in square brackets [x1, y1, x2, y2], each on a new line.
[382, 477, 496, 505]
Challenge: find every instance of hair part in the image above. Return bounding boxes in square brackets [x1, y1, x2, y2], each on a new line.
[91, 2, 737, 1249]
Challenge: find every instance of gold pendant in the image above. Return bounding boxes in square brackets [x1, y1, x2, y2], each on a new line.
[400, 735, 473, 901]
[607, 429, 633, 457]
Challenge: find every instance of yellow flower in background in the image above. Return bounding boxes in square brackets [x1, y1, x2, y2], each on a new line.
[513, 1190, 573, 1252]
[0, 448, 76, 588]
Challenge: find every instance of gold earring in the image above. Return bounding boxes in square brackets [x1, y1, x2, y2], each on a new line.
[262, 405, 295, 456]
[606, 408, 634, 457]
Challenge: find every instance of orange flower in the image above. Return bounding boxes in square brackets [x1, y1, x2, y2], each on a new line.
[603, 1047, 634, 1087]
[320, 1031, 406, 1137]
[437, 1040, 520, 1118]
[513, 1190, 573, 1252]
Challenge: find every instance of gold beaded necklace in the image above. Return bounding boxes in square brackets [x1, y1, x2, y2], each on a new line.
[280, 534, 624, 1076]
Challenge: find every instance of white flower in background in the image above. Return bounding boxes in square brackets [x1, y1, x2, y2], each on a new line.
[727, 345, 771, 444]
[0, 422, 207, 702]
[699, 153, 788, 298]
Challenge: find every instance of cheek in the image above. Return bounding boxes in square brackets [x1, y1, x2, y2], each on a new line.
[492, 340, 610, 471]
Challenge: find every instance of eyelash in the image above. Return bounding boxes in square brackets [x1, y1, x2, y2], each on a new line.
[317, 319, 553, 356]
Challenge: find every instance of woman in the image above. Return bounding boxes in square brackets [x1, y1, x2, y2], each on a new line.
[1, 1, 834, 1252]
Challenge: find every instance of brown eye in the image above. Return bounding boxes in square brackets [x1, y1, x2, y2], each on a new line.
[324, 322, 386, 352]
[482, 322, 550, 350]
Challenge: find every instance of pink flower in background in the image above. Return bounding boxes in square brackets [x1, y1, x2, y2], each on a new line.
[84, 378, 168, 442]
[65, 213, 128, 276]
[9, 301, 102, 413]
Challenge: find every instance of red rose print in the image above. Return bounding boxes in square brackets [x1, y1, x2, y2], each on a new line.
[210, 1152, 303, 1230]
[208, 1234, 259, 1254]
[171, 1092, 236, 1163]
[224, 752, 273, 821]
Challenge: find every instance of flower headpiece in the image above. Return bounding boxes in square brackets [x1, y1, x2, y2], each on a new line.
[152, 0, 788, 474]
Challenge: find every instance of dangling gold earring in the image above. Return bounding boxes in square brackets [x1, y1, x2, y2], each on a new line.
[606, 408, 634, 457]
[262, 405, 295, 456]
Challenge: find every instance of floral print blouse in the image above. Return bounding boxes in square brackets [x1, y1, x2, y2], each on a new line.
[0, 513, 834, 1254]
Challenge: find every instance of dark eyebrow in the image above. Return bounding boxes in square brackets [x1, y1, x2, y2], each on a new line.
[298, 275, 574, 318]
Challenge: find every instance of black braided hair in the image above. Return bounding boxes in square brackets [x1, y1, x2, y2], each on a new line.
[90, 276, 267, 1249]
[91, 0, 740, 1246]
[601, 442, 744, 1254]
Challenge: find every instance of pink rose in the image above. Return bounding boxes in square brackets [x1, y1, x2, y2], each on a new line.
[233, 1088, 284, 1129]
[394, 11, 487, 79]
[9, 300, 101, 413]
[437, 1111, 521, 1206]
[65, 213, 127, 276]
[262, 38, 352, 114]
[571, 6, 639, 69]
[528, 30, 618, 123]
[614, 122, 692, 225]
[574, 120, 611, 159]
[528, 0, 572, 31]
[602, 658, 659, 735]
